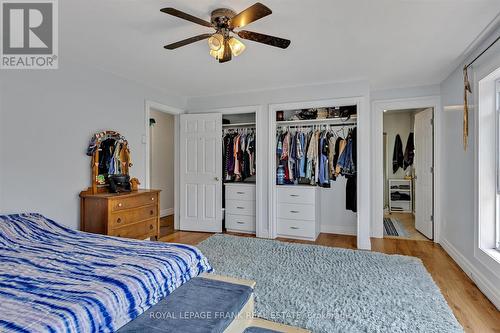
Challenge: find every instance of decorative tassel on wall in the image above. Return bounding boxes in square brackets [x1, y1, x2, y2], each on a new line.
[461, 35, 500, 151]
[463, 66, 472, 150]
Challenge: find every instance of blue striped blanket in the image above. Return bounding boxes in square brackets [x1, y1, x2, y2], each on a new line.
[0, 213, 212, 333]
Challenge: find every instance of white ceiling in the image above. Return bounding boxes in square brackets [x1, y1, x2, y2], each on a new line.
[62, 0, 500, 97]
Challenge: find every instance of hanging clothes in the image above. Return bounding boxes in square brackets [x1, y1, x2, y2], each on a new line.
[277, 127, 356, 180]
[223, 129, 256, 182]
[346, 176, 357, 212]
[392, 134, 404, 173]
[318, 132, 330, 187]
[334, 139, 347, 177]
[328, 134, 337, 180]
[223, 133, 235, 181]
[346, 128, 357, 212]
[403, 132, 415, 170]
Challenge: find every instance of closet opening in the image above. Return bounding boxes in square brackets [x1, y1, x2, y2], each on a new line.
[222, 112, 257, 234]
[382, 108, 434, 241]
[272, 105, 358, 241]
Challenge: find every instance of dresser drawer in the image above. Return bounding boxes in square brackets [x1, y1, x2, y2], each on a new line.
[225, 185, 256, 201]
[277, 187, 316, 205]
[109, 218, 157, 239]
[110, 205, 157, 229]
[111, 193, 158, 212]
[225, 200, 256, 216]
[277, 218, 316, 239]
[225, 214, 256, 232]
[277, 203, 315, 221]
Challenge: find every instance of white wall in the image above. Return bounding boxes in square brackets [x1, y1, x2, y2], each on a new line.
[372, 84, 441, 101]
[0, 62, 185, 229]
[439, 27, 500, 308]
[188, 80, 370, 110]
[150, 110, 175, 216]
[187, 80, 370, 239]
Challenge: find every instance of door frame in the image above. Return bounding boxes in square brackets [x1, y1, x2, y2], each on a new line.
[186, 105, 267, 238]
[371, 96, 442, 242]
[144, 100, 185, 230]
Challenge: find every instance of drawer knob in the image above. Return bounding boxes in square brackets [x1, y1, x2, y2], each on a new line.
[237, 192, 245, 194]
[236, 221, 245, 224]
[150, 224, 154, 230]
[290, 226, 300, 230]
[290, 194, 299, 197]
[290, 210, 300, 214]
[237, 207, 245, 209]
[150, 210, 154, 215]
[151, 197, 155, 201]
[118, 203, 123, 207]
[117, 234, 121, 237]
[116, 218, 122, 224]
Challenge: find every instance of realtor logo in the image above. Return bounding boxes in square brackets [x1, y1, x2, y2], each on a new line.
[1, 0, 58, 69]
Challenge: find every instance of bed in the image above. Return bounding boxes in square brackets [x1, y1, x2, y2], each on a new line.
[0, 213, 212, 333]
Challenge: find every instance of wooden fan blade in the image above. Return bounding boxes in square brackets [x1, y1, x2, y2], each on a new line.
[160, 8, 212, 27]
[164, 33, 213, 50]
[237, 30, 291, 49]
[230, 3, 272, 29]
[219, 39, 232, 63]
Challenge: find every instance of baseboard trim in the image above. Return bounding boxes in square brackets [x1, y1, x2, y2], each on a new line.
[160, 208, 174, 218]
[320, 224, 356, 236]
[440, 238, 500, 310]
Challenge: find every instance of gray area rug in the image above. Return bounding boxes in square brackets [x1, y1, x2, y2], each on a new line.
[197, 234, 462, 333]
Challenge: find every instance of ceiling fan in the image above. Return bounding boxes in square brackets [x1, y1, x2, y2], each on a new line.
[161, 3, 291, 63]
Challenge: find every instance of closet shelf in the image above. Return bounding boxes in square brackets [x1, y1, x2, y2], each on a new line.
[222, 122, 256, 128]
[277, 116, 357, 126]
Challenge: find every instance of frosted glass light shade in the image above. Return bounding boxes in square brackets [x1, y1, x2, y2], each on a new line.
[208, 34, 224, 51]
[209, 44, 225, 60]
[228, 37, 246, 56]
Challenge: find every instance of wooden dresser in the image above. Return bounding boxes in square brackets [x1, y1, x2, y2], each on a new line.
[80, 189, 160, 240]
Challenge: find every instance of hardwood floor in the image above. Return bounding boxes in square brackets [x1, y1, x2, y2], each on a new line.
[160, 231, 500, 333]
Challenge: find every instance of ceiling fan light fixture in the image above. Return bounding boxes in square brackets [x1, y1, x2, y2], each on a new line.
[162, 3, 291, 63]
[209, 44, 225, 60]
[208, 33, 224, 51]
[228, 37, 246, 56]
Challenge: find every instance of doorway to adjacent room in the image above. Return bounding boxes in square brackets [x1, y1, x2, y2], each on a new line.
[144, 101, 184, 239]
[382, 108, 434, 241]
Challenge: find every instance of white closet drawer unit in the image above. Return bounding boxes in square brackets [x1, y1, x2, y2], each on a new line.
[225, 199, 256, 216]
[277, 218, 316, 239]
[225, 214, 256, 232]
[226, 184, 256, 201]
[277, 186, 319, 241]
[277, 203, 315, 221]
[225, 183, 256, 233]
[277, 186, 315, 205]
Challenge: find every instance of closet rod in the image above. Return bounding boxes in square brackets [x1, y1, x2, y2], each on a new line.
[222, 122, 256, 128]
[465, 34, 500, 69]
[281, 122, 357, 129]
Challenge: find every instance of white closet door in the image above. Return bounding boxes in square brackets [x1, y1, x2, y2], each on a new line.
[179, 113, 222, 232]
[414, 108, 433, 239]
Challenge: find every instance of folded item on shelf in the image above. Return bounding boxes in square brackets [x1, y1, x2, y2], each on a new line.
[391, 191, 411, 201]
